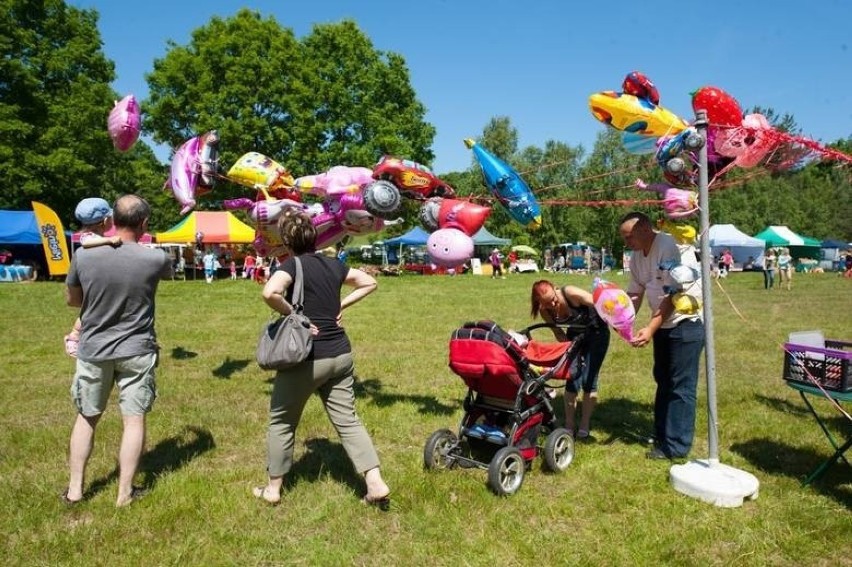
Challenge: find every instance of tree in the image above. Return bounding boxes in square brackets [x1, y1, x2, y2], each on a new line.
[0, 0, 168, 228]
[144, 11, 435, 203]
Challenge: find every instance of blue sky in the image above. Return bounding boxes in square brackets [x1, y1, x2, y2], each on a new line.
[70, 0, 851, 174]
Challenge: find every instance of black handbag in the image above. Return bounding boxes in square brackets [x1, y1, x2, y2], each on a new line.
[256, 257, 313, 370]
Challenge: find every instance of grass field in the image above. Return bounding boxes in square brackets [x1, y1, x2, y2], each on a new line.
[1, 270, 849, 566]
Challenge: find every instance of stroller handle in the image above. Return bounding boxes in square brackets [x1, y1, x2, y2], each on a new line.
[519, 322, 589, 339]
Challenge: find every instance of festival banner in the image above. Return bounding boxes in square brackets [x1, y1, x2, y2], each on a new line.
[31, 201, 71, 276]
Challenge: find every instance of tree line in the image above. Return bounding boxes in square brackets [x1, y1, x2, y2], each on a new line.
[2, 1, 849, 256]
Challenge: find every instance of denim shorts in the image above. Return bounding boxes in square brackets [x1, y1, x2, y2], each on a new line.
[71, 352, 158, 416]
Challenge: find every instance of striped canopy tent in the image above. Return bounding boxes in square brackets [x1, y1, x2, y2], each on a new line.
[753, 226, 821, 259]
[155, 211, 255, 244]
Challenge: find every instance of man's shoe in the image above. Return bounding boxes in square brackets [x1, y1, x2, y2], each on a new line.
[645, 447, 670, 460]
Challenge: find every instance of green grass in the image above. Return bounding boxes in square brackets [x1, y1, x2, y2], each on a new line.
[1, 271, 849, 566]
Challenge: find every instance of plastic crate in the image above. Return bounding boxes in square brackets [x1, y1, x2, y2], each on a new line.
[783, 340, 852, 392]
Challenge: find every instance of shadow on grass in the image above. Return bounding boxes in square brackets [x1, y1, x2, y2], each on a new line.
[212, 357, 250, 379]
[591, 396, 655, 447]
[755, 392, 850, 430]
[171, 346, 198, 360]
[261, 371, 458, 416]
[85, 425, 215, 499]
[354, 377, 457, 416]
[286, 438, 365, 497]
[730, 437, 851, 509]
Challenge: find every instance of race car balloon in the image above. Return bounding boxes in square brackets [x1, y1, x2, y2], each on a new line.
[589, 91, 688, 138]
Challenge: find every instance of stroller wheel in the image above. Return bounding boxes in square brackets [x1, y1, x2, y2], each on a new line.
[487, 447, 525, 496]
[424, 429, 458, 470]
[543, 428, 574, 472]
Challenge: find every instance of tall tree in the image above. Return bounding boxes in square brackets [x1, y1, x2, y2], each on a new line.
[0, 0, 167, 227]
[144, 11, 435, 202]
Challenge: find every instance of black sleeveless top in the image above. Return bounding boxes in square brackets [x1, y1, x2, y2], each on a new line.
[548, 287, 602, 329]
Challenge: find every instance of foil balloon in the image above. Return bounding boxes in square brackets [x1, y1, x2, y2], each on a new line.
[419, 198, 491, 235]
[657, 219, 697, 246]
[295, 166, 375, 196]
[622, 132, 659, 155]
[591, 278, 635, 342]
[223, 197, 304, 256]
[227, 152, 296, 201]
[166, 135, 202, 215]
[635, 179, 698, 220]
[714, 113, 778, 168]
[622, 71, 660, 105]
[426, 228, 474, 268]
[198, 130, 219, 190]
[589, 91, 688, 138]
[107, 94, 141, 152]
[312, 192, 385, 250]
[464, 138, 541, 229]
[691, 86, 743, 128]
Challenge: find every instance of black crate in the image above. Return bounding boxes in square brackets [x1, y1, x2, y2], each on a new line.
[783, 340, 852, 392]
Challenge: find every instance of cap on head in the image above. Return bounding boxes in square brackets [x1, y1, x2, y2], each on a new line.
[75, 197, 112, 225]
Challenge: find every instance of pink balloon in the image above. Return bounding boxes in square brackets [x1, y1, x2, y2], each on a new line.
[314, 192, 384, 249]
[714, 113, 778, 168]
[223, 197, 304, 255]
[426, 228, 474, 267]
[635, 179, 698, 220]
[166, 136, 202, 215]
[295, 166, 375, 196]
[108, 94, 141, 152]
[591, 278, 635, 342]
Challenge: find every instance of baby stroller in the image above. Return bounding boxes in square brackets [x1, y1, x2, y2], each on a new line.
[424, 320, 588, 495]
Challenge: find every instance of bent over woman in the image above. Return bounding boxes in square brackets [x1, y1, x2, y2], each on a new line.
[530, 280, 611, 440]
[253, 207, 390, 508]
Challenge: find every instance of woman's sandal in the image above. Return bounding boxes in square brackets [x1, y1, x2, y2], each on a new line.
[252, 486, 281, 506]
[362, 493, 391, 511]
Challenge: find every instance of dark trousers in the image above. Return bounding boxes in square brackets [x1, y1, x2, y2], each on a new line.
[651, 319, 705, 457]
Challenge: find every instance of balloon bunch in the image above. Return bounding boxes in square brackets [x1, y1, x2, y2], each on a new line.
[591, 278, 636, 343]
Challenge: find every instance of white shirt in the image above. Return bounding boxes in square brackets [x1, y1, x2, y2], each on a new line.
[626, 231, 702, 329]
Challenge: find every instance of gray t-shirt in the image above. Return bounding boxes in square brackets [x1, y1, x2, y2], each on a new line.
[66, 242, 172, 361]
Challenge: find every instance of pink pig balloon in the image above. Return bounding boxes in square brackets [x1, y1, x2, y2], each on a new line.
[591, 278, 635, 342]
[108, 94, 141, 152]
[426, 228, 474, 267]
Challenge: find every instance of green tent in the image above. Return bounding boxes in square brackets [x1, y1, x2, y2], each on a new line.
[753, 226, 821, 259]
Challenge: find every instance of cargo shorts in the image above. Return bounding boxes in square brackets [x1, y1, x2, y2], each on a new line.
[71, 352, 158, 417]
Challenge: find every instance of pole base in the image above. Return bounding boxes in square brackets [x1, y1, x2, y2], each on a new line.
[669, 459, 760, 508]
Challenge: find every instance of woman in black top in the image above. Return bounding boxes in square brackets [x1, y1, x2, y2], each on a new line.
[530, 280, 611, 440]
[253, 207, 390, 508]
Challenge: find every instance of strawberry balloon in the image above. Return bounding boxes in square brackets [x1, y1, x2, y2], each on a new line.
[691, 86, 743, 128]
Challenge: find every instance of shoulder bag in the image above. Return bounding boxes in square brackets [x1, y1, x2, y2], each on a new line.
[256, 257, 313, 370]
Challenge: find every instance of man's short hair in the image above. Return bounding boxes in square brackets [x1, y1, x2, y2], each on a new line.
[619, 211, 652, 228]
[113, 195, 151, 229]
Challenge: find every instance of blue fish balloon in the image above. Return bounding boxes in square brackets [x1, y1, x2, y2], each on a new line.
[464, 138, 541, 229]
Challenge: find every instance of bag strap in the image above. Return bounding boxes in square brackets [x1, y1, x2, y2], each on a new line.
[291, 256, 305, 313]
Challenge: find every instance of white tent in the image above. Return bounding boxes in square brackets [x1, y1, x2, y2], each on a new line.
[707, 224, 765, 266]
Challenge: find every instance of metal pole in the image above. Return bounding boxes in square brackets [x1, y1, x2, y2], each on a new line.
[694, 109, 719, 463]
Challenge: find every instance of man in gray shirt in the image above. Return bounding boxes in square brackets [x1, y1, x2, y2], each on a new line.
[63, 195, 172, 507]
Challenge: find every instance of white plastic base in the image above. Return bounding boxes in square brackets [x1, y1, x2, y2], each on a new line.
[669, 459, 760, 508]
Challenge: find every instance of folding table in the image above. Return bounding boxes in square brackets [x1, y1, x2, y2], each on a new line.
[786, 381, 852, 486]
